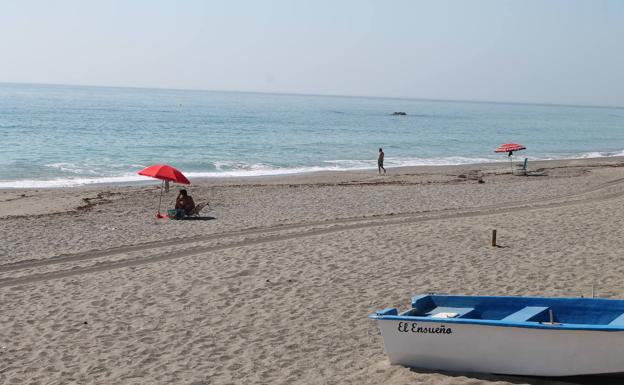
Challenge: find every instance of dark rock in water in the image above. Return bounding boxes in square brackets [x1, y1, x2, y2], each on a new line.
[392, 112, 407, 116]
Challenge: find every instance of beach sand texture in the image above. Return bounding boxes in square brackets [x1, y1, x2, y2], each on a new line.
[1, 158, 624, 385]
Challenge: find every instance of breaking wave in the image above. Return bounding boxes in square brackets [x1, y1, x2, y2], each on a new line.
[1, 150, 623, 188]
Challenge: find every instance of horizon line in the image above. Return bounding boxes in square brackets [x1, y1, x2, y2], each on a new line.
[1, 80, 623, 110]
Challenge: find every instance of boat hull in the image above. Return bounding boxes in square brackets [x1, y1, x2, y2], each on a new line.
[376, 319, 624, 376]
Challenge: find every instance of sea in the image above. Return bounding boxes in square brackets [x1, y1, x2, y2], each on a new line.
[1, 82, 623, 188]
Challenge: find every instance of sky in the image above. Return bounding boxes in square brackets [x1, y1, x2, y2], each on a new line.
[1, 0, 623, 106]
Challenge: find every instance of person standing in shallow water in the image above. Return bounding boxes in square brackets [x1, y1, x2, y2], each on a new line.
[378, 148, 386, 175]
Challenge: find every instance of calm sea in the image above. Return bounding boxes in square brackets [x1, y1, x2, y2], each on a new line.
[1, 83, 623, 188]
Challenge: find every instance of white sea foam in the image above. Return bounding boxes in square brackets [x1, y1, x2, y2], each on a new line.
[0, 175, 149, 189]
[578, 149, 624, 158]
[2, 151, 623, 189]
[46, 162, 100, 175]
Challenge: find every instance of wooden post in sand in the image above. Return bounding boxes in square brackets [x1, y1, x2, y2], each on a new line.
[491, 230, 497, 247]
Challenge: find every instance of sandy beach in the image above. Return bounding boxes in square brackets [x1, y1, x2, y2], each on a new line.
[2, 157, 624, 385]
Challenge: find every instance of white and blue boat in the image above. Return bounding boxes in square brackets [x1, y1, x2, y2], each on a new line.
[369, 294, 624, 377]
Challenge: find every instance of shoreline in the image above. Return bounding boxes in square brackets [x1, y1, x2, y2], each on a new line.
[2, 155, 624, 191]
[2, 155, 624, 221]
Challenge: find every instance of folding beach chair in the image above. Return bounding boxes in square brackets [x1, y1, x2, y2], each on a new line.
[187, 202, 209, 217]
[515, 158, 528, 175]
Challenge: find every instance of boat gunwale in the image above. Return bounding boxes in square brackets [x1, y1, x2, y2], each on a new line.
[367, 314, 624, 331]
[369, 294, 624, 331]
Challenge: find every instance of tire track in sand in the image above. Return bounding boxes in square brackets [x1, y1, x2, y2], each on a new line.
[1, 177, 624, 288]
[3, 176, 624, 274]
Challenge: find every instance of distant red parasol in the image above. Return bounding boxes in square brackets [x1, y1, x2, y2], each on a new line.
[138, 164, 191, 218]
[495, 143, 527, 174]
[495, 143, 526, 153]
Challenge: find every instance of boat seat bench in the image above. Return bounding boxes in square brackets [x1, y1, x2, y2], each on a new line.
[609, 313, 624, 325]
[400, 306, 477, 318]
[426, 307, 476, 319]
[502, 306, 549, 322]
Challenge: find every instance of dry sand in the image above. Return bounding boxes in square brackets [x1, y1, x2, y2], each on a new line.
[1, 157, 624, 384]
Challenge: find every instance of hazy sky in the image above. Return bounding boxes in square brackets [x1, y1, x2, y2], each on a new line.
[1, 0, 623, 106]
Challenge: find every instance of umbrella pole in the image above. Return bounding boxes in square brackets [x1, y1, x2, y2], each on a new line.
[157, 180, 164, 215]
[509, 154, 514, 175]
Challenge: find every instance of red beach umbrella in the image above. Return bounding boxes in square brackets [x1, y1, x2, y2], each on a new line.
[495, 143, 526, 174]
[138, 164, 191, 218]
[495, 143, 526, 153]
[138, 164, 191, 184]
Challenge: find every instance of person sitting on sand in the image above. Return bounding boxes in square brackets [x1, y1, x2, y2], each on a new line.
[378, 148, 386, 175]
[174, 189, 195, 219]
